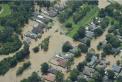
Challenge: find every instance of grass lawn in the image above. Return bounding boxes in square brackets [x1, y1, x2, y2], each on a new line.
[0, 25, 4, 31]
[67, 7, 99, 37]
[0, 4, 11, 18]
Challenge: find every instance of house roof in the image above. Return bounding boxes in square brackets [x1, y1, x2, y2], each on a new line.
[112, 64, 122, 73]
[88, 55, 97, 66]
[83, 66, 95, 77]
[43, 73, 55, 82]
[48, 67, 58, 74]
[86, 31, 94, 38]
[23, 37, 31, 44]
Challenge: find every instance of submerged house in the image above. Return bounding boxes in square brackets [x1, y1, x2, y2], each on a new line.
[83, 66, 95, 77]
[32, 23, 45, 34]
[23, 37, 31, 44]
[24, 31, 38, 39]
[112, 64, 122, 73]
[88, 55, 97, 66]
[86, 31, 94, 39]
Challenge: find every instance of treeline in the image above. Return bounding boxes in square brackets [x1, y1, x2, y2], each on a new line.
[73, 5, 91, 23]
[16, 61, 31, 76]
[58, 0, 98, 23]
[99, 3, 122, 23]
[0, 1, 34, 54]
[0, 1, 34, 33]
[0, 44, 30, 75]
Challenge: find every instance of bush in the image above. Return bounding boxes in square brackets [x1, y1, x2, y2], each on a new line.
[16, 62, 31, 75]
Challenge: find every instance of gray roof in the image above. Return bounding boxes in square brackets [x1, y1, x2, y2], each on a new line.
[23, 37, 31, 44]
[88, 55, 97, 66]
[112, 64, 122, 73]
[83, 66, 95, 77]
[80, 37, 91, 44]
[86, 31, 94, 38]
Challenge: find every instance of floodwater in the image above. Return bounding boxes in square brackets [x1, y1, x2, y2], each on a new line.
[0, 18, 77, 82]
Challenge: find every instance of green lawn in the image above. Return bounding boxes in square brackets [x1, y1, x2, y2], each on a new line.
[67, 7, 99, 37]
[0, 25, 4, 31]
[0, 4, 11, 18]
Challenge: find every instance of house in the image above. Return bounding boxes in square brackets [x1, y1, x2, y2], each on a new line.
[48, 67, 59, 74]
[85, 31, 94, 39]
[43, 73, 55, 82]
[112, 64, 122, 73]
[89, 22, 98, 31]
[47, 7, 58, 17]
[56, 58, 68, 68]
[103, 75, 113, 82]
[24, 31, 38, 39]
[36, 15, 51, 24]
[56, 52, 74, 59]
[111, 48, 120, 55]
[80, 37, 91, 44]
[88, 55, 97, 66]
[83, 66, 95, 77]
[32, 23, 45, 34]
[23, 37, 31, 44]
[69, 47, 79, 55]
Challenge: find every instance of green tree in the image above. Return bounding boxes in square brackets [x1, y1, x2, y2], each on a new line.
[107, 70, 115, 80]
[55, 71, 64, 82]
[41, 63, 49, 74]
[69, 69, 79, 81]
[62, 41, 73, 52]
[77, 62, 85, 72]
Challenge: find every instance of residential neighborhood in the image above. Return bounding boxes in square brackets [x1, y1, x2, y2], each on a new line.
[0, 0, 122, 82]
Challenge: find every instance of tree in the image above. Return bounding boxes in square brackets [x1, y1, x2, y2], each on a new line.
[78, 77, 87, 82]
[41, 63, 49, 74]
[78, 27, 86, 39]
[65, 22, 72, 28]
[55, 71, 64, 82]
[77, 62, 85, 72]
[103, 43, 112, 54]
[21, 72, 41, 82]
[107, 70, 115, 80]
[33, 46, 39, 53]
[69, 69, 79, 81]
[62, 41, 73, 52]
[116, 76, 122, 82]
[94, 28, 103, 37]
[78, 43, 88, 53]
